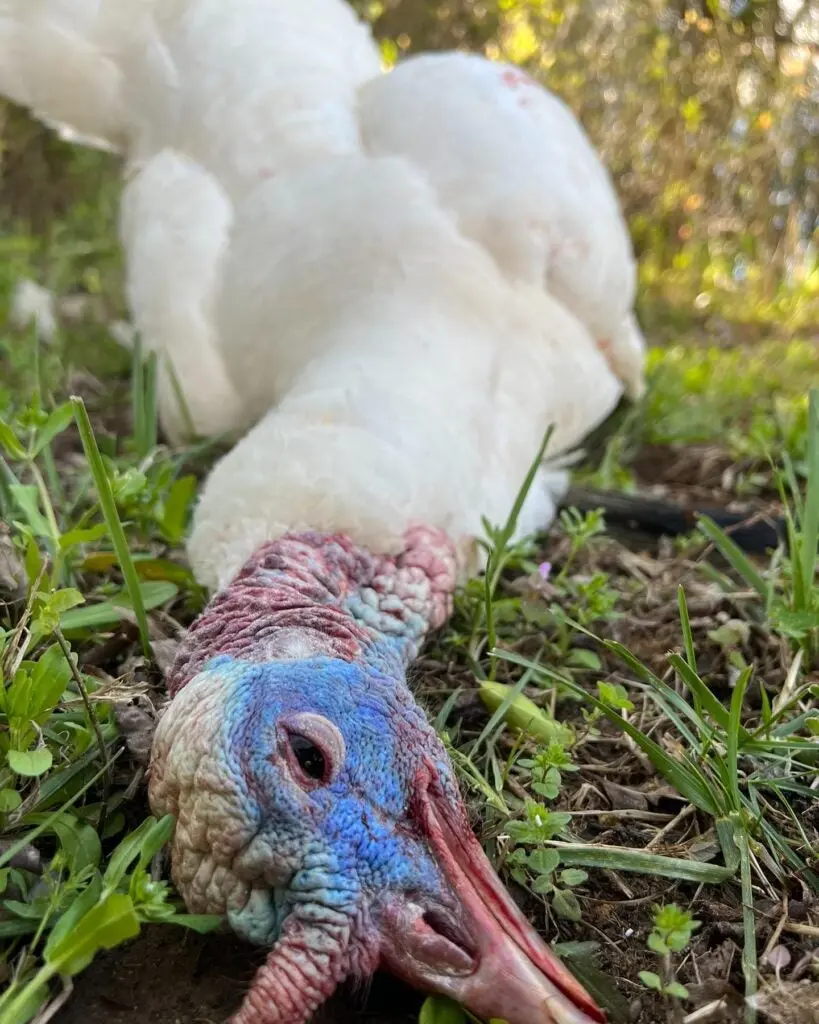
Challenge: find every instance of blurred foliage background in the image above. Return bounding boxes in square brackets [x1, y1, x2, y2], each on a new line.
[1, 0, 818, 345]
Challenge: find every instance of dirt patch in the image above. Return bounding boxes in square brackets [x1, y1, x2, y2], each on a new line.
[56, 926, 421, 1024]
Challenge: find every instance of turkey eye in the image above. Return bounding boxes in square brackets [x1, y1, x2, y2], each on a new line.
[289, 733, 326, 782]
[278, 713, 344, 789]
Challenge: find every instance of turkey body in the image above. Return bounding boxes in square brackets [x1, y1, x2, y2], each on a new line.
[0, 4, 647, 1024]
[190, 148, 624, 589]
[118, 38, 645, 586]
[1, 0, 645, 528]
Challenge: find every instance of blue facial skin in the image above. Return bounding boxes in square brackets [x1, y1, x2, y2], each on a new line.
[174, 652, 461, 955]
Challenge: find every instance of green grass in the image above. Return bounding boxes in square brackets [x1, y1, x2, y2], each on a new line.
[643, 341, 818, 459]
[423, 387, 819, 1021]
[1, 171, 818, 1024]
[0, 312, 218, 1022]
[575, 339, 819, 497]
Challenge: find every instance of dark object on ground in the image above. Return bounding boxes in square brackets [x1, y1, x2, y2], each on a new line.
[562, 486, 785, 555]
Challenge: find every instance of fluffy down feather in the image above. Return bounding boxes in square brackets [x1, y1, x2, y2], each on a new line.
[0, 0, 380, 193]
[359, 52, 645, 397]
[0, 0, 138, 147]
[188, 153, 622, 588]
[112, 0, 382, 196]
[119, 150, 248, 443]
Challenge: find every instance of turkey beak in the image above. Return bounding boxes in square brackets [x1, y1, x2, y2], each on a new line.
[379, 778, 606, 1024]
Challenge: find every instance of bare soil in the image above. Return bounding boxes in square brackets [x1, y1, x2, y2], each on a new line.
[56, 927, 421, 1024]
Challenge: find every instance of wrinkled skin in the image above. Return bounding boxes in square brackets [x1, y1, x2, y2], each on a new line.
[150, 653, 602, 1024]
[149, 532, 605, 1024]
[150, 653, 457, 957]
[149, 653, 458, 1019]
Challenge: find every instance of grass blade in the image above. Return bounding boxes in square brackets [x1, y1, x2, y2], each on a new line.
[697, 515, 769, 598]
[484, 424, 555, 675]
[131, 337, 159, 459]
[143, 351, 159, 455]
[546, 841, 733, 883]
[738, 825, 758, 1022]
[677, 585, 697, 671]
[70, 397, 151, 656]
[59, 581, 178, 632]
[163, 354, 197, 443]
[552, 614, 709, 748]
[726, 666, 754, 812]
[667, 653, 743, 737]
[499, 424, 556, 548]
[0, 761, 113, 870]
[603, 641, 709, 750]
[131, 334, 145, 453]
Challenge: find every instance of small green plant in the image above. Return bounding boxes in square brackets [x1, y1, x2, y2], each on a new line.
[554, 507, 607, 582]
[520, 742, 578, 801]
[0, 815, 219, 1024]
[638, 903, 700, 1007]
[450, 501, 620, 682]
[507, 845, 588, 922]
[697, 386, 819, 666]
[0, 340, 211, 1018]
[528, 509, 621, 672]
[504, 796, 588, 922]
[546, 570, 621, 662]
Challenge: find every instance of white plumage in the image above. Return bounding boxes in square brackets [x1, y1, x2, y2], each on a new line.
[0, 0, 133, 146]
[119, 0, 382, 195]
[118, 149, 245, 443]
[0, 0, 646, 591]
[359, 53, 645, 397]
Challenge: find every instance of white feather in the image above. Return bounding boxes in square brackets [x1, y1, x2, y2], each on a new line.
[359, 52, 646, 397]
[0, 0, 379, 189]
[119, 149, 248, 444]
[0, 0, 644, 589]
[189, 154, 621, 588]
[121, 0, 381, 198]
[0, 0, 139, 147]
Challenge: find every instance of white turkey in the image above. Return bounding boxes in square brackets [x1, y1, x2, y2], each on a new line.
[0, 2, 648, 1023]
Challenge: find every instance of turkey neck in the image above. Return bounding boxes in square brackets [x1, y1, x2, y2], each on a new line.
[168, 526, 458, 692]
